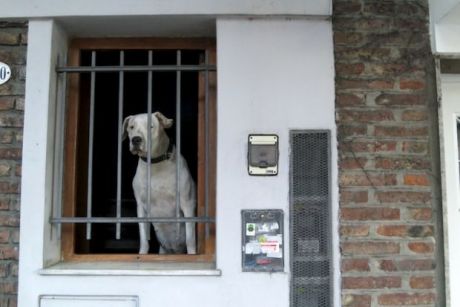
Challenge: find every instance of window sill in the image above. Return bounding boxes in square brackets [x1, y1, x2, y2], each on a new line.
[39, 261, 221, 276]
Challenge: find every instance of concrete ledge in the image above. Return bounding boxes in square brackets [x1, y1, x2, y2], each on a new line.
[39, 261, 222, 276]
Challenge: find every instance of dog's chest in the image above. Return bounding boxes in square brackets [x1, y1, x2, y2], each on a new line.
[132, 161, 180, 209]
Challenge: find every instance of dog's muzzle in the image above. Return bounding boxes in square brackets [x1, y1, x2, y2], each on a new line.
[130, 136, 144, 153]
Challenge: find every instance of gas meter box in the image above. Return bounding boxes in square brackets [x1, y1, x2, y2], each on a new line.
[241, 209, 284, 272]
[248, 134, 279, 176]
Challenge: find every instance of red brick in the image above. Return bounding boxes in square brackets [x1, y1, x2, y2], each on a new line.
[0, 32, 20, 45]
[336, 93, 365, 106]
[335, 48, 392, 62]
[340, 225, 370, 237]
[400, 79, 426, 90]
[0, 131, 14, 144]
[408, 208, 432, 221]
[402, 141, 428, 154]
[0, 149, 21, 160]
[342, 242, 400, 255]
[0, 199, 9, 210]
[408, 242, 434, 254]
[377, 225, 433, 238]
[378, 293, 435, 305]
[8, 297, 17, 307]
[376, 225, 407, 237]
[342, 294, 371, 307]
[374, 126, 428, 137]
[379, 260, 397, 272]
[0, 214, 20, 227]
[401, 259, 435, 271]
[342, 276, 401, 289]
[334, 32, 364, 45]
[375, 93, 424, 106]
[340, 190, 368, 203]
[0, 246, 18, 260]
[394, 19, 427, 30]
[366, 63, 410, 77]
[342, 259, 370, 272]
[337, 79, 394, 90]
[339, 157, 367, 169]
[367, 31, 426, 47]
[338, 125, 368, 137]
[333, 1, 362, 15]
[14, 165, 21, 177]
[363, 2, 396, 15]
[0, 282, 17, 295]
[407, 226, 434, 238]
[338, 110, 394, 123]
[339, 173, 397, 186]
[336, 63, 365, 75]
[375, 157, 430, 170]
[341, 208, 400, 220]
[402, 110, 429, 121]
[339, 141, 397, 153]
[374, 141, 397, 152]
[375, 191, 431, 204]
[410, 276, 434, 289]
[10, 263, 18, 277]
[404, 174, 430, 186]
[0, 98, 15, 110]
[333, 17, 389, 31]
[0, 182, 19, 194]
[0, 115, 24, 128]
[0, 230, 9, 243]
[0, 163, 11, 176]
[0, 263, 7, 278]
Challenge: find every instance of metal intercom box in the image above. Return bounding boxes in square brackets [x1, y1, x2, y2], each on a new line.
[242, 209, 284, 272]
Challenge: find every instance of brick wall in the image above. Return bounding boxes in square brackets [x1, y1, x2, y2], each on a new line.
[0, 21, 27, 307]
[333, 1, 442, 306]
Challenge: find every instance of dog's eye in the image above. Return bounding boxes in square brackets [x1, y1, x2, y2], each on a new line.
[129, 125, 134, 130]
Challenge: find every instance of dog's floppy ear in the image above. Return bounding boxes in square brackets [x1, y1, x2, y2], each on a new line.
[122, 116, 132, 140]
[153, 112, 174, 129]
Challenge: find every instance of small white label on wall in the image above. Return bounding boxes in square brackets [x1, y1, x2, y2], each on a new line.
[0, 62, 11, 85]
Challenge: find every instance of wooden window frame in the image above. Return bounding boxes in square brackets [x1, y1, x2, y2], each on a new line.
[61, 38, 216, 263]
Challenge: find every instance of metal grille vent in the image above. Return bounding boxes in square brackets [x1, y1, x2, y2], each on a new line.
[290, 131, 332, 307]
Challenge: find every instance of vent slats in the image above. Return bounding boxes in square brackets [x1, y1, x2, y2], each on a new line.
[290, 131, 332, 307]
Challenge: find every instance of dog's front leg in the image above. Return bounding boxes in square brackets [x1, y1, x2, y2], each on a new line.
[137, 204, 150, 254]
[182, 205, 196, 255]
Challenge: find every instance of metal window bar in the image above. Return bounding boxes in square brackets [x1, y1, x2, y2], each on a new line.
[86, 51, 96, 240]
[116, 51, 124, 240]
[176, 50, 182, 237]
[145, 50, 153, 241]
[204, 50, 210, 240]
[53, 49, 216, 241]
[51, 54, 67, 241]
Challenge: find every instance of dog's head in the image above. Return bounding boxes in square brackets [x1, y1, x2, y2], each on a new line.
[122, 112, 173, 157]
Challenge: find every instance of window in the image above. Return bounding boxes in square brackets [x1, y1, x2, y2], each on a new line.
[53, 38, 216, 262]
[439, 58, 460, 305]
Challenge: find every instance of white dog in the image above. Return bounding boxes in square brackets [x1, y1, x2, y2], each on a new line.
[122, 112, 196, 254]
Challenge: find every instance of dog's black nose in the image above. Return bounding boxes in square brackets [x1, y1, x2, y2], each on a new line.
[132, 136, 142, 146]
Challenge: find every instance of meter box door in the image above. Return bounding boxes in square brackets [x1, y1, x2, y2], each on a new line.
[242, 209, 284, 272]
[248, 134, 279, 176]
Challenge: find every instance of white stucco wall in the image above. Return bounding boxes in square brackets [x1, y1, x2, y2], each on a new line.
[17, 17, 337, 307]
[3, 0, 331, 18]
[429, 0, 460, 52]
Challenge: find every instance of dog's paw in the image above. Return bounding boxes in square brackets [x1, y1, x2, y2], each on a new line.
[139, 244, 149, 254]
